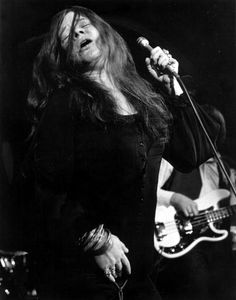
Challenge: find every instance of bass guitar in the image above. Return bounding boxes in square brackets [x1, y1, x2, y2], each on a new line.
[154, 189, 235, 258]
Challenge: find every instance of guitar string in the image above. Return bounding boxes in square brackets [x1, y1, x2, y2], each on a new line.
[158, 206, 232, 227]
[156, 219, 223, 236]
[156, 209, 232, 234]
[162, 213, 231, 229]
[156, 222, 225, 236]
[156, 214, 231, 235]
[164, 204, 236, 226]
[160, 214, 230, 229]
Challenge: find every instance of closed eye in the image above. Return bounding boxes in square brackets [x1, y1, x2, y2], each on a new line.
[81, 23, 90, 28]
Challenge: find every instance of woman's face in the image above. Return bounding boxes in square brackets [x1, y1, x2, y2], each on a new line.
[59, 12, 101, 66]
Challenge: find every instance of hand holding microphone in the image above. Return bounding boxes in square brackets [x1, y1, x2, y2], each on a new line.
[137, 37, 182, 95]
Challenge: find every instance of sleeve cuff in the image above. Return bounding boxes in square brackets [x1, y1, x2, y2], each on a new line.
[157, 189, 175, 207]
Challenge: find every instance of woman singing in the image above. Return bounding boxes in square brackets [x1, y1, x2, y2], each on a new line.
[26, 5, 217, 300]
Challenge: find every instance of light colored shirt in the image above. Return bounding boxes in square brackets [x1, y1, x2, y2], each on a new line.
[157, 158, 236, 231]
[157, 159, 174, 206]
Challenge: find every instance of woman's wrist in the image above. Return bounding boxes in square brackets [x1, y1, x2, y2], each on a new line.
[77, 225, 113, 255]
[92, 230, 113, 256]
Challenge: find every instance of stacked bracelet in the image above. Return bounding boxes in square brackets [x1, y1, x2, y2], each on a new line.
[93, 229, 113, 256]
[77, 225, 113, 255]
[83, 225, 104, 252]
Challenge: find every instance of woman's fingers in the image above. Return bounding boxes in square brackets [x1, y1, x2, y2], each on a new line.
[151, 47, 169, 66]
[150, 46, 162, 60]
[104, 266, 116, 283]
[106, 273, 116, 282]
[116, 260, 123, 277]
[157, 55, 170, 70]
[149, 47, 179, 74]
[121, 242, 129, 253]
[96, 235, 132, 281]
[110, 265, 117, 278]
[121, 253, 131, 275]
[145, 57, 158, 79]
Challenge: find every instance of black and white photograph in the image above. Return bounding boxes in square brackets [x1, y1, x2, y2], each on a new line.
[0, 0, 235, 299]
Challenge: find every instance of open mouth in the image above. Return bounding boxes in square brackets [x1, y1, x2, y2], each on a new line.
[80, 39, 92, 49]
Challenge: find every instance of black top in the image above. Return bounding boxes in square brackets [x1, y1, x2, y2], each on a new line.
[31, 86, 218, 279]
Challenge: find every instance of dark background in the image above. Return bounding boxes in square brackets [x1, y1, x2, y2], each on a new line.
[0, 0, 235, 166]
[0, 0, 235, 237]
[0, 0, 235, 297]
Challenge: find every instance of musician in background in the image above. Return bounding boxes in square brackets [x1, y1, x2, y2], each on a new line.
[229, 167, 236, 250]
[155, 106, 236, 300]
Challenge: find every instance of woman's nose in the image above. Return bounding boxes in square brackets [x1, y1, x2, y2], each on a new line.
[74, 27, 84, 38]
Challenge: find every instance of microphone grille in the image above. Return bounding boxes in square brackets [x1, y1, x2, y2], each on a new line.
[137, 36, 149, 47]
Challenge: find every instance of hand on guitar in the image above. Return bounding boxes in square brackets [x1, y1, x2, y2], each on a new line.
[170, 193, 199, 217]
[155, 189, 232, 258]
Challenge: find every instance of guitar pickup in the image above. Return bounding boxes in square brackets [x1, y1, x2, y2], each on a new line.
[180, 220, 193, 235]
[155, 222, 167, 241]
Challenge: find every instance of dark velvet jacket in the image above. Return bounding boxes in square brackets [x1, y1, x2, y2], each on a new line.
[30, 85, 218, 282]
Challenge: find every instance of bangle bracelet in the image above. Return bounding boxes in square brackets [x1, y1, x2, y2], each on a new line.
[92, 230, 105, 251]
[92, 229, 113, 256]
[78, 227, 96, 246]
[77, 225, 103, 246]
[83, 225, 104, 251]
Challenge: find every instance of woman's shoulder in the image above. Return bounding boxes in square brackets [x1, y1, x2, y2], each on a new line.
[41, 87, 73, 126]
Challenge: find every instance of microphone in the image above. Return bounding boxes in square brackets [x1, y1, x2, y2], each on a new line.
[137, 36, 153, 52]
[137, 36, 177, 76]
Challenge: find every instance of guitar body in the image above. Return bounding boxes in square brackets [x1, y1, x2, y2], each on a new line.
[154, 189, 231, 258]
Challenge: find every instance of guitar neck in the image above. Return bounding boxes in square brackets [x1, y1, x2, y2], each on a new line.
[206, 205, 236, 223]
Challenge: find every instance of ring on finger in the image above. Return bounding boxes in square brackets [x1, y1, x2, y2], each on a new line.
[105, 270, 111, 277]
[110, 267, 117, 278]
[110, 266, 116, 274]
[104, 267, 112, 277]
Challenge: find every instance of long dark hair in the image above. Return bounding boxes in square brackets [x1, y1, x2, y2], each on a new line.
[28, 6, 171, 142]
